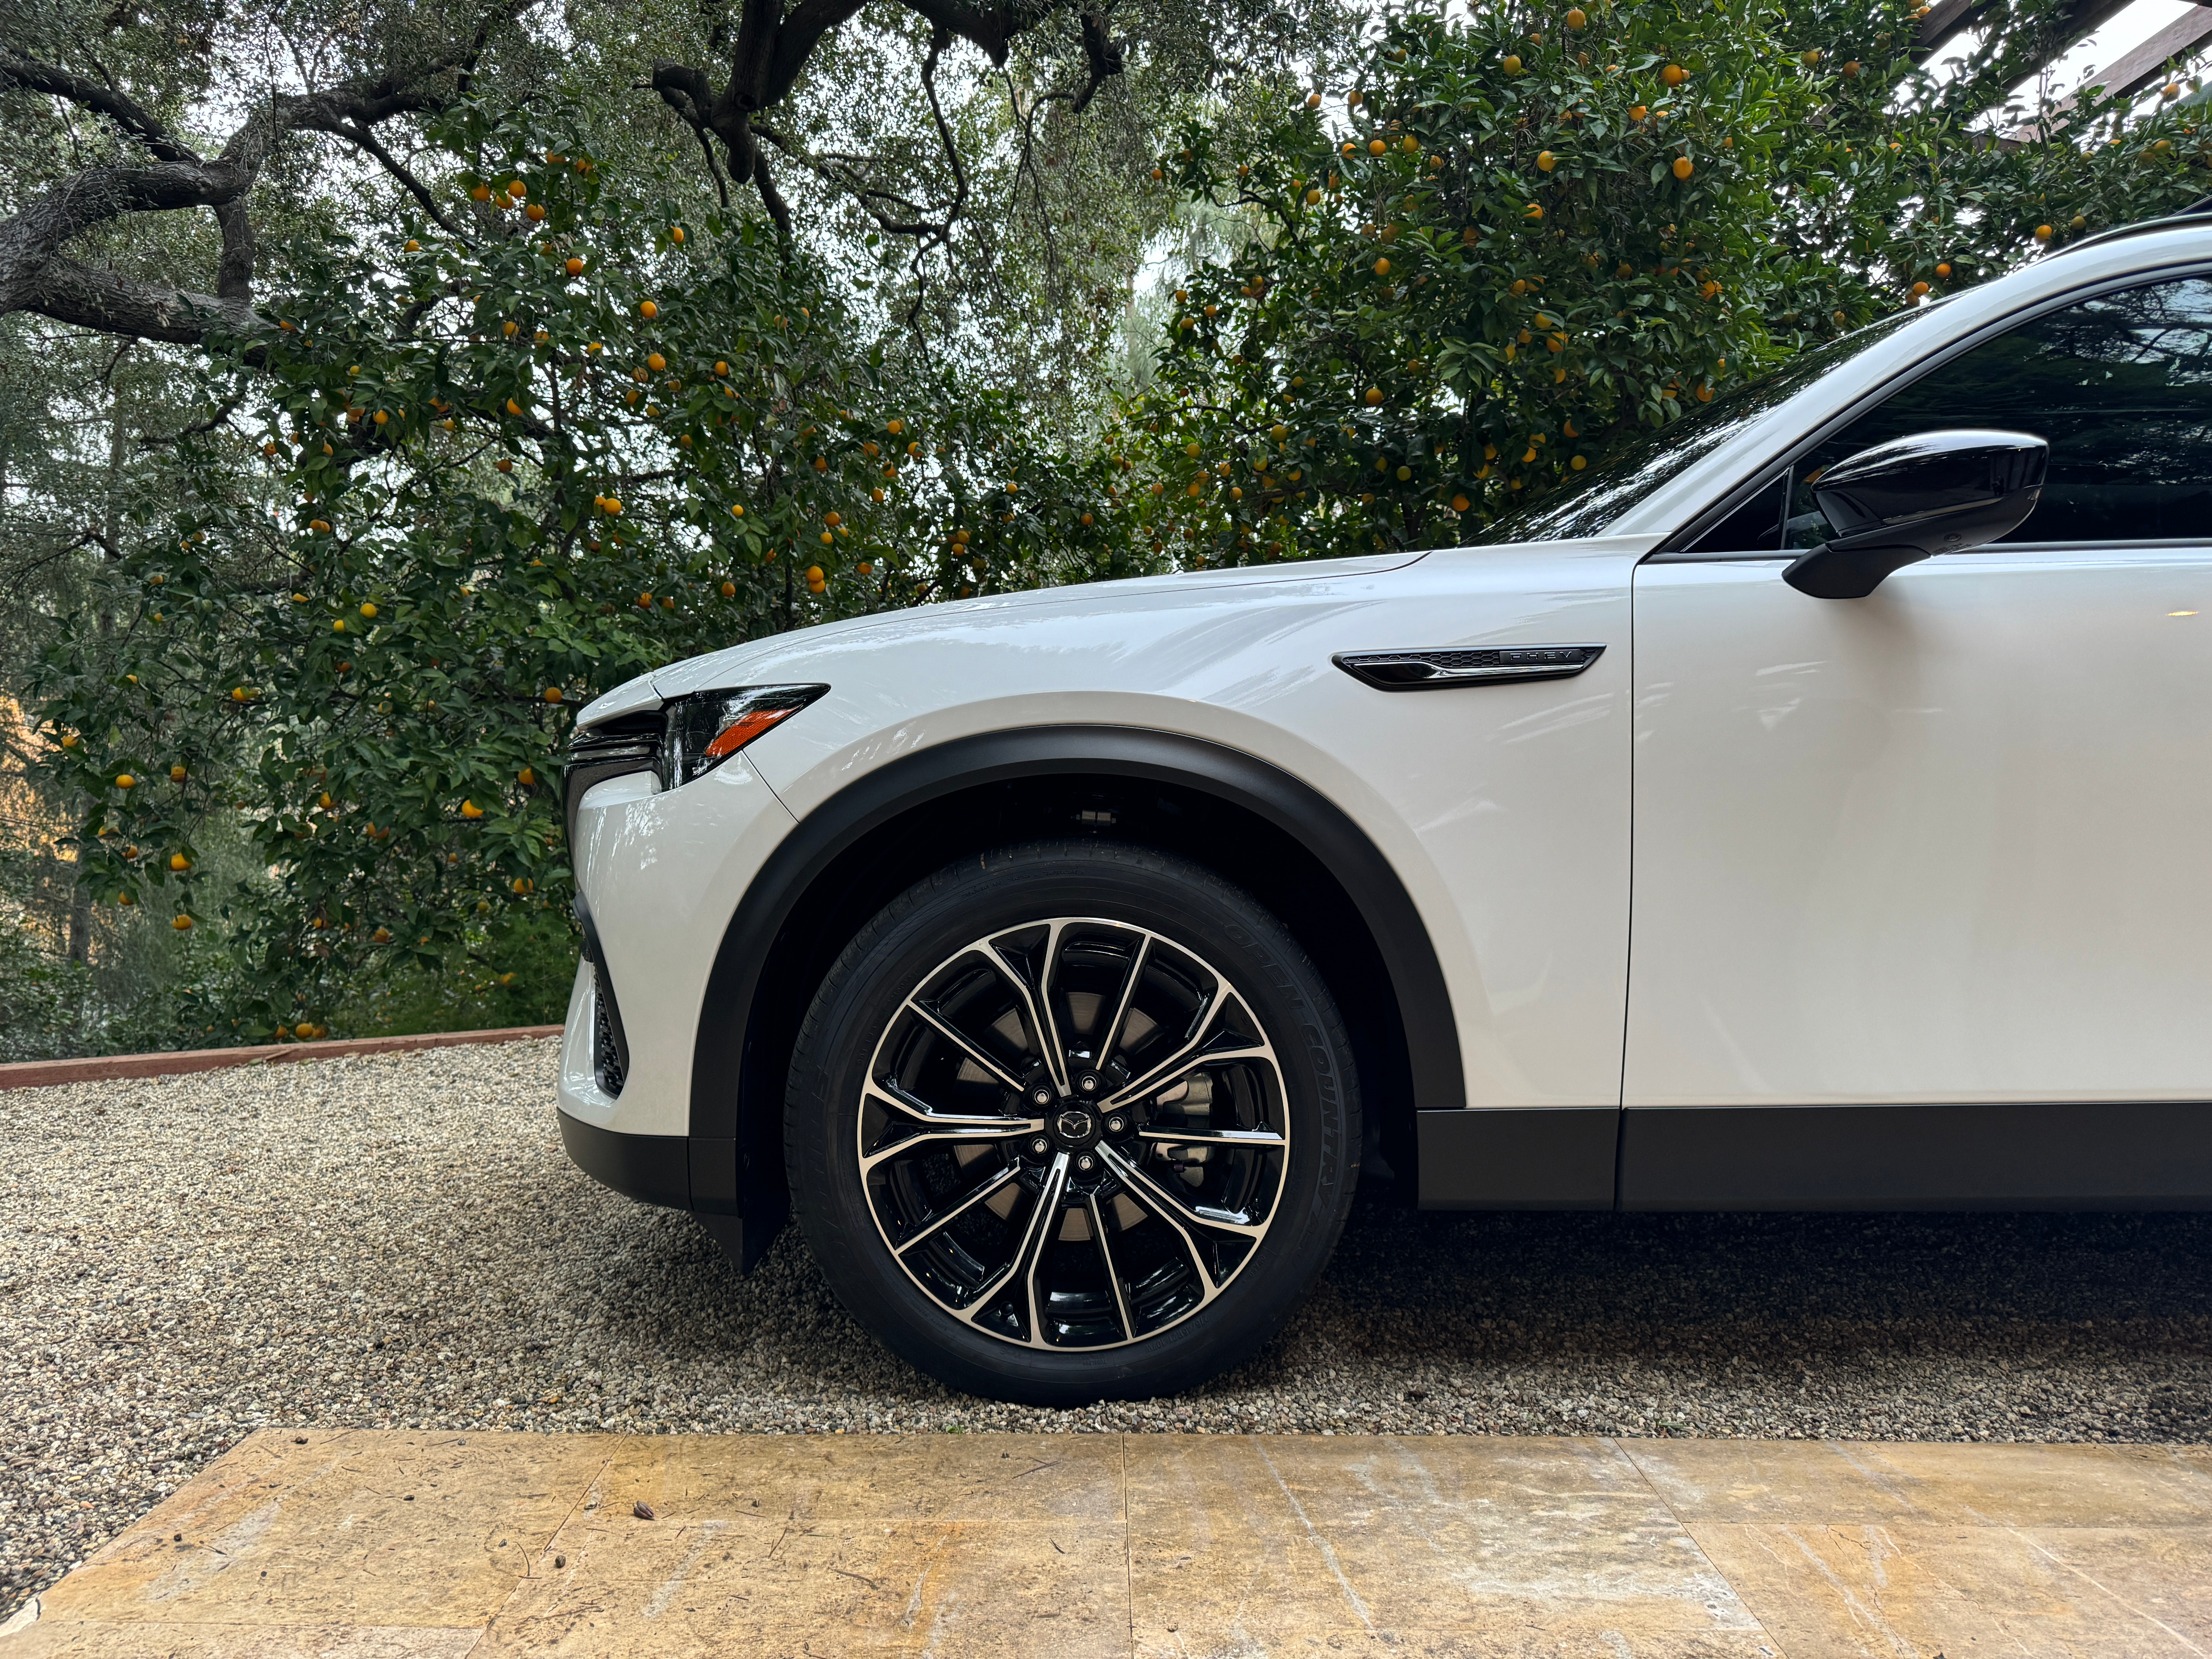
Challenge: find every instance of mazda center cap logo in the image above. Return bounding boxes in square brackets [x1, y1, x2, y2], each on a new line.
[1056, 1108, 1093, 1141]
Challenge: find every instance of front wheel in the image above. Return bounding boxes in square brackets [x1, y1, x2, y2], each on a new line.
[785, 840, 1360, 1405]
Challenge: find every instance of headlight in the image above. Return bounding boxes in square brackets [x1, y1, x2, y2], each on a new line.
[659, 684, 827, 788]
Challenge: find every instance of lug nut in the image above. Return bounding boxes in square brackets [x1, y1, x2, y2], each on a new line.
[1030, 1087, 1054, 1108]
[1076, 1073, 1100, 1094]
[1077, 1154, 1096, 1171]
[1105, 1115, 1127, 1133]
[1030, 1137, 1051, 1155]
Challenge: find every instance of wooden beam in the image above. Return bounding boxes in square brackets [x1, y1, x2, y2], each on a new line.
[2069, 3, 2212, 100]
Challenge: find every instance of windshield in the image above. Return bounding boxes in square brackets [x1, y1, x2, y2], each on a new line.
[1474, 310, 1924, 544]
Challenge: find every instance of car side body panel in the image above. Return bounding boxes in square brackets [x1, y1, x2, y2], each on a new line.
[698, 538, 1644, 1117]
[1630, 546, 2212, 1107]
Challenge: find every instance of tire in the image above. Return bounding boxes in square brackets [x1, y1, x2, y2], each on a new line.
[785, 839, 1361, 1405]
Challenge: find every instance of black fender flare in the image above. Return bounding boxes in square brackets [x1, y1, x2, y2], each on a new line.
[684, 725, 1464, 1216]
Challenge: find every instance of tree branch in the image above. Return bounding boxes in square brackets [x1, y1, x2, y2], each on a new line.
[0, 50, 201, 164]
[326, 121, 471, 239]
[0, 1, 532, 342]
[752, 149, 795, 247]
[1070, 6, 1126, 114]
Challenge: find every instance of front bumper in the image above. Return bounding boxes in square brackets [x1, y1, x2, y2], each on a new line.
[555, 750, 799, 1249]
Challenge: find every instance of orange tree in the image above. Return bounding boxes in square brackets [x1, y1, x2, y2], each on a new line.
[1129, 0, 2212, 561]
[29, 98, 1154, 1042]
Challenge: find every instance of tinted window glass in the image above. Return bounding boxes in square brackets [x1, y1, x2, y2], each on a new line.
[1475, 309, 1920, 544]
[1683, 469, 1788, 553]
[1789, 276, 2212, 548]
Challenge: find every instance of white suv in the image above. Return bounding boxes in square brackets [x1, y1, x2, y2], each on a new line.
[558, 213, 2212, 1404]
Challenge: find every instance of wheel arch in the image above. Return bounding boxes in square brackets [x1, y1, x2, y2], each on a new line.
[686, 725, 1463, 1249]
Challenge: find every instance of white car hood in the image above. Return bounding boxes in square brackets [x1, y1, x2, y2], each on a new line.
[574, 550, 1429, 728]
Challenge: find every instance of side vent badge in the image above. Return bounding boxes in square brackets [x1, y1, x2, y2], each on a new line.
[1333, 644, 1606, 691]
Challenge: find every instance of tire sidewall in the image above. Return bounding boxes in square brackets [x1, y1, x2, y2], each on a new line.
[785, 841, 1357, 1405]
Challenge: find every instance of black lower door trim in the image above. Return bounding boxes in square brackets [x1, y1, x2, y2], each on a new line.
[1621, 1101, 2212, 1210]
[1416, 1107, 1617, 1209]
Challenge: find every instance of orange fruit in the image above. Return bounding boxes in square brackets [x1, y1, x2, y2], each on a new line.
[512, 877, 532, 895]
[730, 503, 744, 517]
[646, 352, 666, 372]
[1935, 261, 1952, 278]
[1566, 5, 1586, 24]
[713, 360, 730, 375]
[639, 300, 658, 319]
[1374, 256, 1391, 275]
[1661, 63, 1686, 86]
[637, 592, 653, 607]
[525, 203, 545, 222]
[1368, 138, 1387, 155]
[721, 581, 737, 597]
[471, 184, 492, 202]
[1672, 156, 1694, 179]
[505, 179, 526, 199]
[1525, 203, 1545, 219]
[543, 686, 563, 703]
[116, 773, 136, 789]
[2033, 223, 2054, 240]
[170, 852, 191, 871]
[1911, 280, 1930, 295]
[170, 765, 187, 782]
[172, 914, 192, 930]
[670, 225, 685, 243]
[1537, 150, 1556, 171]
[1503, 54, 1522, 73]
[462, 800, 484, 818]
[1365, 386, 1384, 405]
[310, 518, 331, 534]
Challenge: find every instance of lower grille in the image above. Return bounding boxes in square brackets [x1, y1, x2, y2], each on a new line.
[592, 963, 629, 1096]
[574, 891, 631, 1097]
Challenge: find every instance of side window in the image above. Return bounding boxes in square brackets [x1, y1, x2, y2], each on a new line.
[1789, 275, 2212, 548]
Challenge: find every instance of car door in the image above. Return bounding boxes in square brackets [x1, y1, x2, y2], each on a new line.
[1622, 271, 2212, 1202]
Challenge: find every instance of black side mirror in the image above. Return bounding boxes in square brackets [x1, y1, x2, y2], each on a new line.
[1783, 429, 2048, 599]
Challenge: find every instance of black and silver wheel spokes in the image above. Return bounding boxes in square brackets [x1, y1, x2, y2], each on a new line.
[857, 918, 1291, 1351]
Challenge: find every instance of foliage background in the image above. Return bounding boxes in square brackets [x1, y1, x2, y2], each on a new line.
[3, 0, 2206, 1058]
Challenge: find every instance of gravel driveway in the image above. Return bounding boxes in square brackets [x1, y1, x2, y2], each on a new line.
[6, 1036, 2210, 1614]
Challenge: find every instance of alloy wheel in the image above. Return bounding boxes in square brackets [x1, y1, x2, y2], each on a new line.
[855, 917, 1290, 1350]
